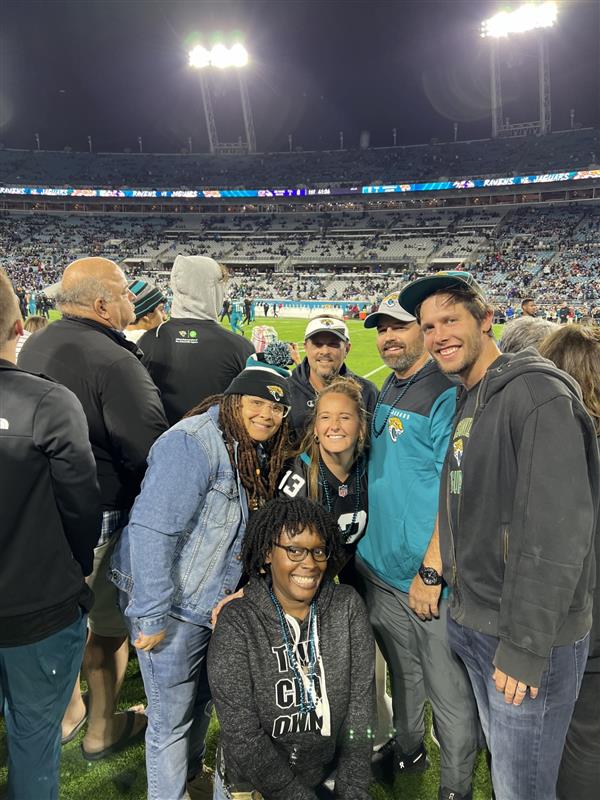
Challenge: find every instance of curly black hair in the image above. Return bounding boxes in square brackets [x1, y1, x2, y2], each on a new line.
[241, 496, 342, 577]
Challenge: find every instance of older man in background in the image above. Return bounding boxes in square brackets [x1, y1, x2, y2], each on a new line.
[19, 256, 168, 760]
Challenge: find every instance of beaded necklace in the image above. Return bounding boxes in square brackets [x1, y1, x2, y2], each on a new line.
[372, 360, 430, 439]
[269, 589, 319, 714]
[318, 457, 361, 543]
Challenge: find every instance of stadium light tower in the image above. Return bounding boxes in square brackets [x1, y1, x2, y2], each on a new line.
[189, 42, 256, 155]
[481, 1, 558, 138]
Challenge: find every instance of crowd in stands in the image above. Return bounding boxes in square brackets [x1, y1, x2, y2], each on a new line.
[3, 200, 600, 315]
[0, 127, 598, 190]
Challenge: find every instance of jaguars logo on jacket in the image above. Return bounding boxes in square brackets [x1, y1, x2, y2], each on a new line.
[388, 416, 404, 443]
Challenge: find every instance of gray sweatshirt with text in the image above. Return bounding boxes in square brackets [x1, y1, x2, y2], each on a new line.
[207, 577, 375, 800]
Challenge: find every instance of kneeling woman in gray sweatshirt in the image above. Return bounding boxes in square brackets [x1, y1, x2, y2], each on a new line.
[208, 497, 376, 800]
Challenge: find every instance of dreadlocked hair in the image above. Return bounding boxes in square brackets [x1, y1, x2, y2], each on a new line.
[184, 393, 289, 508]
[296, 377, 368, 500]
[241, 496, 341, 578]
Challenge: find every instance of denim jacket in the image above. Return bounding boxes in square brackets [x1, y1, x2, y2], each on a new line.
[110, 404, 248, 634]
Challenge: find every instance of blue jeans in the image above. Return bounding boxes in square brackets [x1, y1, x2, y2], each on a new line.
[127, 613, 213, 800]
[0, 613, 87, 800]
[447, 615, 589, 800]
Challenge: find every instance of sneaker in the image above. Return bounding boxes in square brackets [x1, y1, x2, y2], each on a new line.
[371, 737, 430, 783]
[186, 765, 214, 800]
[438, 788, 472, 800]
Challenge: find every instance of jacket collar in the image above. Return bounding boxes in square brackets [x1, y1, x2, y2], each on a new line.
[206, 403, 250, 524]
[62, 316, 144, 360]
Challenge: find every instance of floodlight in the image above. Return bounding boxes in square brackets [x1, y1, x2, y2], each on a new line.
[230, 43, 249, 68]
[481, 1, 558, 38]
[189, 42, 249, 70]
[189, 45, 211, 69]
[211, 43, 230, 69]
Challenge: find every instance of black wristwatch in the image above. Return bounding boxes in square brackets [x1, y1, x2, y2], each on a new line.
[418, 563, 443, 586]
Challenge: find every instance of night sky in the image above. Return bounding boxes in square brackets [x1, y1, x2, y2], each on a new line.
[1, 0, 599, 154]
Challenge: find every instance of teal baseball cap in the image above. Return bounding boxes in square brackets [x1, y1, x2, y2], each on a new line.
[399, 271, 485, 317]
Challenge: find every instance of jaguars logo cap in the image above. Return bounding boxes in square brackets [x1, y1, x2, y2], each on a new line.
[304, 315, 349, 342]
[364, 290, 415, 329]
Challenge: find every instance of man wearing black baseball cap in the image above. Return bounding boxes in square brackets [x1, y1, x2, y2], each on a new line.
[400, 271, 598, 800]
[359, 291, 479, 800]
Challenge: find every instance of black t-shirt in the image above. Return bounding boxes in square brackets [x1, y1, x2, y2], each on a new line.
[139, 319, 254, 426]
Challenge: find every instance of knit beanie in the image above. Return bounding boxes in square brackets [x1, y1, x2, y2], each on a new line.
[128, 280, 166, 321]
[224, 353, 291, 407]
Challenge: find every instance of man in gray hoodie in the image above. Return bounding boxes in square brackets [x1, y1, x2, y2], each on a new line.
[400, 270, 598, 800]
[139, 256, 254, 426]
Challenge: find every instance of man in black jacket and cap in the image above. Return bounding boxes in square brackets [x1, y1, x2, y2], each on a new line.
[20, 256, 168, 760]
[287, 313, 377, 441]
[0, 268, 101, 798]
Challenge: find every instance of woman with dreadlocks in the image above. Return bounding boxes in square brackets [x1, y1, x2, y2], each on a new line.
[110, 357, 291, 800]
[208, 496, 376, 800]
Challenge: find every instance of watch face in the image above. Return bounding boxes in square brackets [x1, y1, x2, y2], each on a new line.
[420, 566, 441, 585]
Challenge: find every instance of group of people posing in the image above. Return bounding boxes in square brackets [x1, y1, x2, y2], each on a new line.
[1, 254, 599, 800]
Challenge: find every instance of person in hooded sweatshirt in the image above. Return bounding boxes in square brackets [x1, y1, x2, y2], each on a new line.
[208, 496, 376, 800]
[110, 358, 292, 800]
[539, 326, 600, 800]
[138, 255, 254, 426]
[400, 271, 599, 800]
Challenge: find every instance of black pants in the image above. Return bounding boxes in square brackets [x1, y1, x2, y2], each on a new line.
[557, 671, 600, 800]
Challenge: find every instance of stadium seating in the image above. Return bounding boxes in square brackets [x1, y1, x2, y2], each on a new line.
[0, 127, 598, 190]
[3, 200, 600, 312]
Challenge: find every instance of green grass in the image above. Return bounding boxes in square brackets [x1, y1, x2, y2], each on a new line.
[0, 657, 492, 799]
[2, 312, 496, 799]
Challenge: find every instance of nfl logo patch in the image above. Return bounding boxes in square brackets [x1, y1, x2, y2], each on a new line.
[338, 484, 349, 498]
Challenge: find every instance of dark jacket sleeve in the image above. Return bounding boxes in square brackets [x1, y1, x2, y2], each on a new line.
[359, 377, 378, 424]
[138, 329, 157, 373]
[33, 384, 102, 576]
[494, 396, 597, 685]
[208, 604, 319, 800]
[100, 354, 168, 477]
[334, 590, 376, 800]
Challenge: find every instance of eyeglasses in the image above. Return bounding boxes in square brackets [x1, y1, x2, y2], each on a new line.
[245, 397, 290, 418]
[273, 543, 330, 563]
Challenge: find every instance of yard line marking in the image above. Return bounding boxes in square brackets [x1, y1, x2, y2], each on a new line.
[363, 364, 387, 378]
